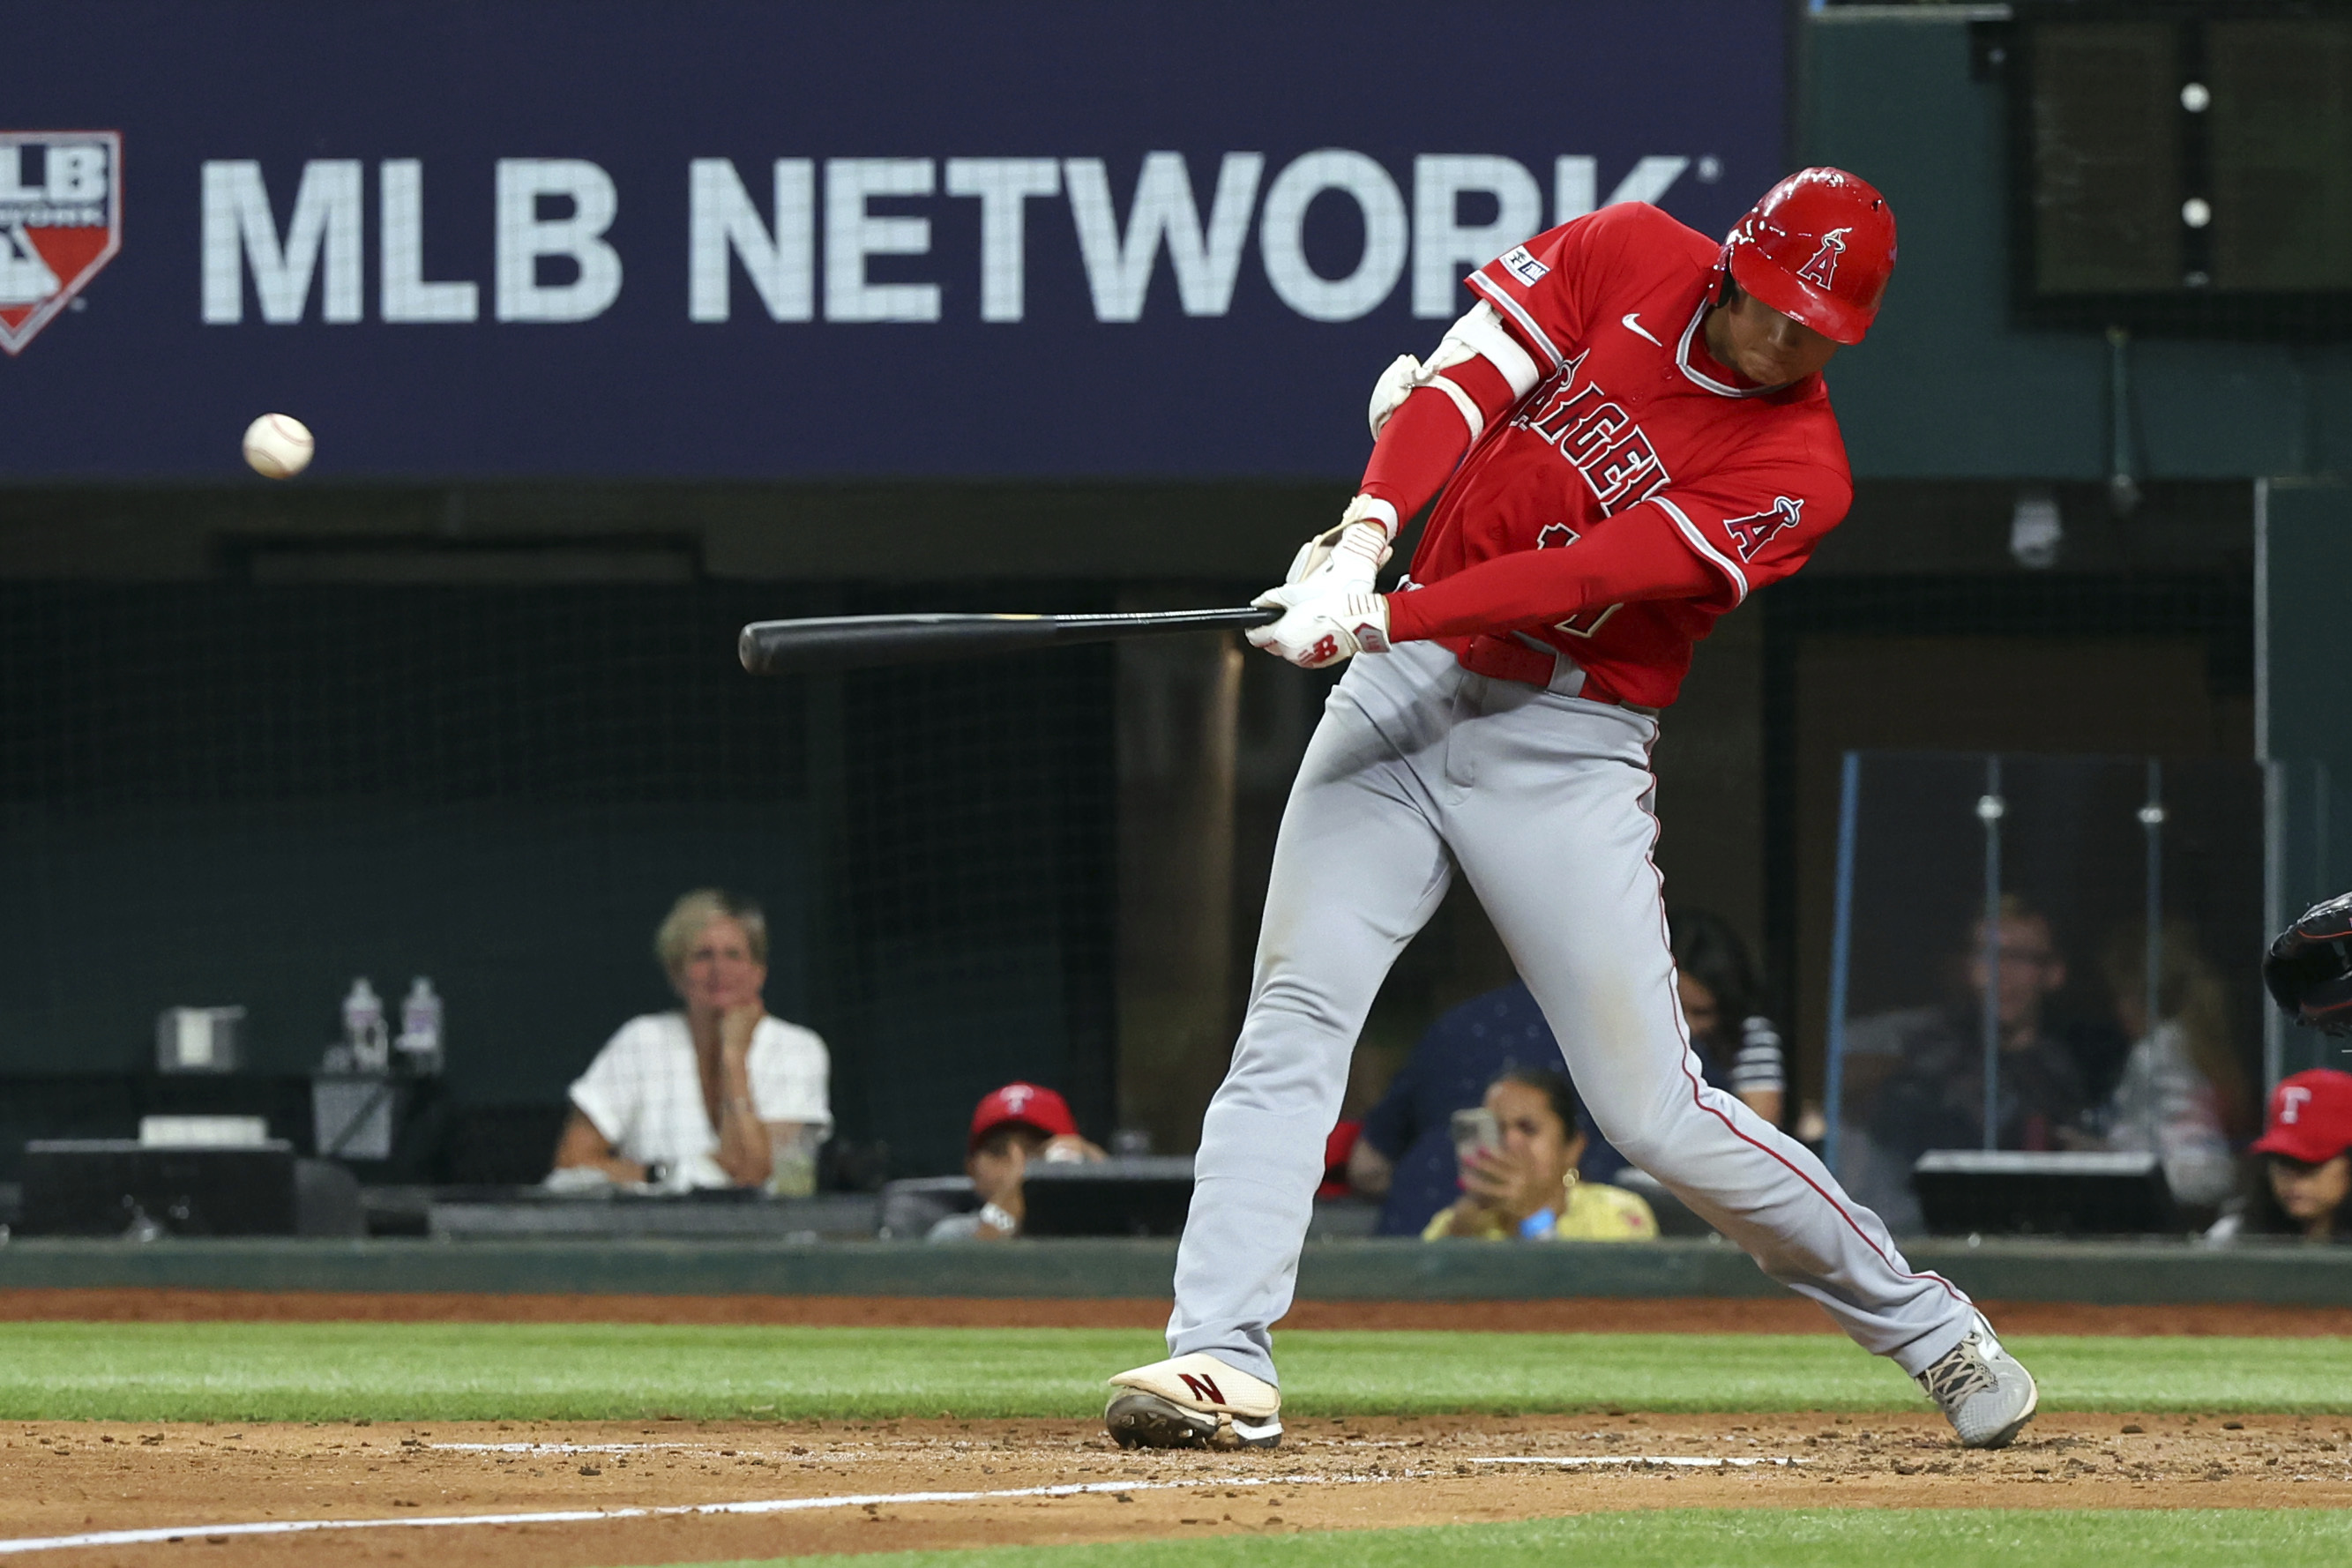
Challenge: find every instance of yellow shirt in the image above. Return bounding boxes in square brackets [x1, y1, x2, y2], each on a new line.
[1421, 1176, 1659, 1242]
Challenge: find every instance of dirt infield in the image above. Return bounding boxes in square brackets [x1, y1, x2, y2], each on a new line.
[5, 1292, 2345, 1563]
[6, 1288, 2350, 1336]
[4, 1412, 2348, 1566]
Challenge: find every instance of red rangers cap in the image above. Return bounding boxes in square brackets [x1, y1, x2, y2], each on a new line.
[968, 1081, 1079, 1152]
[2250, 1068, 2352, 1165]
[1722, 167, 1897, 347]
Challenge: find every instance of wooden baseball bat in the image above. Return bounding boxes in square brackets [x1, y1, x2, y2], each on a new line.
[738, 606, 1278, 676]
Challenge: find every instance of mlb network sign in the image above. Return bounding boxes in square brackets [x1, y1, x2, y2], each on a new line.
[192, 152, 1703, 330]
[0, 133, 119, 355]
[0, 0, 1783, 480]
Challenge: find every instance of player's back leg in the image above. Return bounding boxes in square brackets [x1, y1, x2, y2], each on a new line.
[1434, 688, 2030, 1444]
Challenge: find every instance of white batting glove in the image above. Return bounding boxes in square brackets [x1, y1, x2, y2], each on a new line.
[1280, 497, 1399, 587]
[1246, 585, 1391, 669]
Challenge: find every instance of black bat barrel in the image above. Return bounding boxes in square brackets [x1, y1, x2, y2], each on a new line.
[738, 608, 1276, 676]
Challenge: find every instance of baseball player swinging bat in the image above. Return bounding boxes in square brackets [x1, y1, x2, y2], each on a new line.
[737, 606, 1276, 676]
[1101, 168, 2042, 1460]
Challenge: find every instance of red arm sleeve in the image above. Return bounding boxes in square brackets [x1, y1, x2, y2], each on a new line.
[1382, 504, 1719, 643]
[1356, 355, 1520, 526]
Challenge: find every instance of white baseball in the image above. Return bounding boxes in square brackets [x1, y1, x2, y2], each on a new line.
[242, 413, 315, 479]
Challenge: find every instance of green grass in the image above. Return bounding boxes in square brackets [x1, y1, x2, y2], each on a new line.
[0, 1324, 2342, 1422]
[658, 1511, 2352, 1568]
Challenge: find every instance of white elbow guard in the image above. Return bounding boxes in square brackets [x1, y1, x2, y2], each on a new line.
[1367, 352, 1423, 440]
[1365, 302, 1541, 442]
[1441, 302, 1541, 398]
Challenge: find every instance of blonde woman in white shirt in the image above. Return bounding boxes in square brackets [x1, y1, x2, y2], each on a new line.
[551, 889, 831, 1191]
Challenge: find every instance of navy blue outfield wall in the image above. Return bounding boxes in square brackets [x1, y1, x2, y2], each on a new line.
[0, 0, 1781, 481]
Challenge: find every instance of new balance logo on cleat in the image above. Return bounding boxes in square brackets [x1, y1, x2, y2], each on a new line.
[1105, 1353, 1283, 1451]
[1177, 1372, 1225, 1405]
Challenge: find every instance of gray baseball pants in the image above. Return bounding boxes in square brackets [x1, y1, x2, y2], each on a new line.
[1166, 639, 1978, 1385]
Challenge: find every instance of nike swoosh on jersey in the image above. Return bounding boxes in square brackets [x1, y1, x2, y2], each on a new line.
[1621, 312, 1663, 347]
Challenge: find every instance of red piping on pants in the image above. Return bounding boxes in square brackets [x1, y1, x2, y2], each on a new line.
[1631, 728, 1968, 1309]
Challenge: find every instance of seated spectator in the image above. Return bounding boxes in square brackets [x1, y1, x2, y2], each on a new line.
[1350, 981, 1597, 1237]
[2213, 1069, 2352, 1243]
[551, 889, 830, 1191]
[1669, 908, 1788, 1127]
[1851, 895, 2121, 1232]
[1423, 1067, 1656, 1241]
[928, 1082, 1107, 1242]
[1355, 932, 1786, 1236]
[2072, 922, 2250, 1208]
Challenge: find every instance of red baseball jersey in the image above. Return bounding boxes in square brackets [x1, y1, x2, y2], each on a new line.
[1385, 201, 1853, 709]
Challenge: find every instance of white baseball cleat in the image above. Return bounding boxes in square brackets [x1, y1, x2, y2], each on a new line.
[1915, 1317, 2039, 1449]
[1104, 1352, 1282, 1450]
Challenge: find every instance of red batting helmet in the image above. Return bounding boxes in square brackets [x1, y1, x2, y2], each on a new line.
[1721, 168, 1896, 347]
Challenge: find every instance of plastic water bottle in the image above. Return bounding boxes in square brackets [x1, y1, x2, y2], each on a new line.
[341, 978, 388, 1073]
[397, 977, 444, 1076]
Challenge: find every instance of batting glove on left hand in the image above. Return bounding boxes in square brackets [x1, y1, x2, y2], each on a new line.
[1280, 518, 1392, 593]
[1246, 584, 1391, 669]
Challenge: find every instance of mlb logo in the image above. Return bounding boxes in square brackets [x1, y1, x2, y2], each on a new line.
[0, 131, 122, 356]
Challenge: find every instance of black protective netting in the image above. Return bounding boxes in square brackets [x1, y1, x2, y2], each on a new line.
[0, 579, 1116, 1177]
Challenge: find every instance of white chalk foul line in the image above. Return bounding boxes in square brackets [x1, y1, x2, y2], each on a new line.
[0, 1453, 1810, 1555]
[1470, 1455, 1802, 1468]
[0, 1474, 1322, 1557]
[435, 1442, 900, 1459]
[430, 1442, 700, 1454]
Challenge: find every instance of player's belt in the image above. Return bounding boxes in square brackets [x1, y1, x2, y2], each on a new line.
[1457, 634, 1660, 718]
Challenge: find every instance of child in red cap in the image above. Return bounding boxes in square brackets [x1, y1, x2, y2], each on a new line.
[927, 1084, 1105, 1241]
[2242, 1069, 2352, 1242]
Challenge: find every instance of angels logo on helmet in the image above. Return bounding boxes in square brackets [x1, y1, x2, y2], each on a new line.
[1721, 167, 1893, 347]
[1795, 228, 1849, 290]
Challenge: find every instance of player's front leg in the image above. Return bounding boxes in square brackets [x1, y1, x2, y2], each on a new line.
[1107, 656, 1458, 1450]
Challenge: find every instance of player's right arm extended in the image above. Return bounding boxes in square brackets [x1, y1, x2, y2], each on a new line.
[1382, 507, 1721, 643]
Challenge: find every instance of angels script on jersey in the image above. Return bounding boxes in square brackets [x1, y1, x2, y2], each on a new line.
[1507, 353, 1668, 638]
[1511, 352, 1672, 518]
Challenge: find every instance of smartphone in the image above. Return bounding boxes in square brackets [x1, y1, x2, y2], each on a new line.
[1449, 1107, 1502, 1166]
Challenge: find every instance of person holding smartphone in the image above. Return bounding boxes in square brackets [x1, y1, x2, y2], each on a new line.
[1422, 1067, 1655, 1241]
